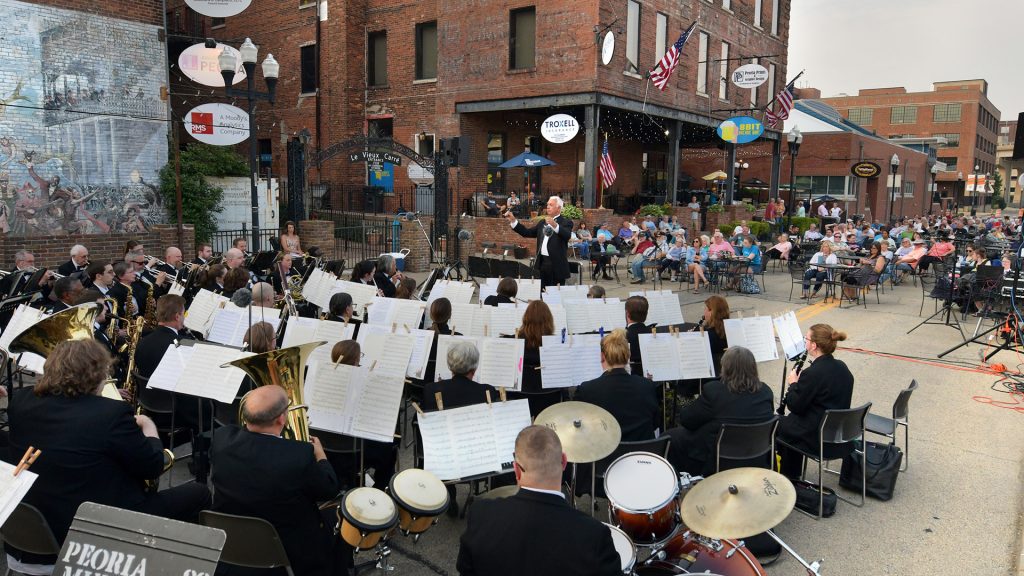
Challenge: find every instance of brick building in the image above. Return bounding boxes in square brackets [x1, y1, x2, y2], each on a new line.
[996, 119, 1021, 206]
[166, 0, 791, 216]
[819, 80, 1001, 208]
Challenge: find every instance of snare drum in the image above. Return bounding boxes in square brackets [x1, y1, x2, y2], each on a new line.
[388, 469, 449, 536]
[604, 452, 680, 545]
[645, 530, 766, 576]
[603, 522, 636, 575]
[337, 487, 398, 550]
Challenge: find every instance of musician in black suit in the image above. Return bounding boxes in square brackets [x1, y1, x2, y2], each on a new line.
[211, 385, 345, 576]
[107, 261, 136, 318]
[420, 298, 459, 387]
[0, 250, 52, 299]
[192, 243, 213, 266]
[373, 254, 401, 298]
[666, 347, 775, 475]
[56, 244, 90, 277]
[483, 277, 517, 306]
[505, 195, 574, 288]
[777, 324, 854, 479]
[328, 292, 361, 337]
[134, 295, 186, 380]
[625, 296, 653, 376]
[456, 425, 620, 576]
[5, 340, 210, 565]
[423, 340, 496, 411]
[45, 276, 82, 313]
[575, 328, 660, 442]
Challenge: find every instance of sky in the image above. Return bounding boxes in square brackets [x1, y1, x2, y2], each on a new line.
[788, 0, 1024, 120]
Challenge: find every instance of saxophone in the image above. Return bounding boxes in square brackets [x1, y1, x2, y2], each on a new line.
[105, 296, 119, 343]
[122, 316, 146, 407]
[144, 282, 157, 329]
[126, 284, 138, 317]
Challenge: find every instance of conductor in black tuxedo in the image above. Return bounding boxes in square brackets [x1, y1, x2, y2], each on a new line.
[777, 323, 854, 479]
[423, 340, 496, 411]
[211, 385, 345, 576]
[575, 328, 659, 442]
[5, 339, 210, 566]
[457, 425, 621, 576]
[505, 195, 573, 288]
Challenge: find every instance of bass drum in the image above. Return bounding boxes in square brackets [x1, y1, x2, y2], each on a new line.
[635, 531, 766, 576]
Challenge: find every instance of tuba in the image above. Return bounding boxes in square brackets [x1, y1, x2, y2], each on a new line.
[226, 341, 326, 442]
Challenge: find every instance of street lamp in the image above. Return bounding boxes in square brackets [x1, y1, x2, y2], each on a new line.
[888, 153, 900, 225]
[929, 163, 939, 215]
[957, 171, 963, 213]
[970, 164, 980, 216]
[734, 160, 749, 201]
[786, 127, 802, 229]
[219, 38, 279, 252]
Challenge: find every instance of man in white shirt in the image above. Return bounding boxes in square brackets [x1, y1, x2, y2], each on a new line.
[817, 202, 830, 218]
[803, 224, 823, 242]
[506, 196, 573, 287]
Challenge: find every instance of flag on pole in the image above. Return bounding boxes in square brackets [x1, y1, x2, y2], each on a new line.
[763, 84, 794, 128]
[649, 21, 697, 91]
[599, 139, 617, 189]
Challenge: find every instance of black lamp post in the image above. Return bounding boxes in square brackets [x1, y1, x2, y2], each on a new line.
[786, 126, 802, 229]
[734, 160, 749, 197]
[957, 171, 963, 213]
[928, 164, 939, 215]
[219, 38, 279, 252]
[970, 164, 980, 216]
[888, 153, 899, 225]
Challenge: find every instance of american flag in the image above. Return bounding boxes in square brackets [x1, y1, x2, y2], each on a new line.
[599, 140, 617, 188]
[763, 84, 794, 128]
[649, 21, 697, 91]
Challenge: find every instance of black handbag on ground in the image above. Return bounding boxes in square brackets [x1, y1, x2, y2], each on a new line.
[838, 440, 903, 502]
[792, 479, 837, 517]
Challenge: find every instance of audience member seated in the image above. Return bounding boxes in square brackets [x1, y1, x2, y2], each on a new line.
[802, 241, 838, 299]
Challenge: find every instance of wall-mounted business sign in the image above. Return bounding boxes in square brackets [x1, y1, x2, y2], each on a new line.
[185, 0, 252, 18]
[601, 32, 615, 66]
[717, 116, 764, 144]
[850, 161, 882, 178]
[179, 43, 246, 87]
[731, 64, 769, 89]
[349, 150, 403, 165]
[540, 114, 580, 144]
[184, 103, 249, 146]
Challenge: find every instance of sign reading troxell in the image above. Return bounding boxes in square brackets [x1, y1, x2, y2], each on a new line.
[540, 114, 580, 144]
[185, 0, 252, 18]
[731, 64, 769, 89]
[184, 103, 249, 146]
[179, 43, 246, 87]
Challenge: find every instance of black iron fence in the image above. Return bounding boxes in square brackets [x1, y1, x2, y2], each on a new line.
[305, 184, 441, 218]
[209, 226, 280, 255]
[331, 221, 397, 268]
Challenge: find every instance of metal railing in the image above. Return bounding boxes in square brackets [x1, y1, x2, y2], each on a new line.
[332, 222, 395, 267]
[209, 226, 280, 255]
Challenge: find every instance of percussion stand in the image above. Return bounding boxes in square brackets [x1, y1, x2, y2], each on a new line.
[765, 529, 822, 576]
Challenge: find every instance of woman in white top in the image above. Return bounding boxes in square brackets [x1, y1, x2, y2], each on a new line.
[802, 241, 838, 299]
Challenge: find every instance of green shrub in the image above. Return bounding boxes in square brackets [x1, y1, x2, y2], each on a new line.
[789, 216, 818, 234]
[637, 204, 667, 217]
[159, 143, 247, 244]
[561, 204, 583, 220]
[707, 203, 725, 213]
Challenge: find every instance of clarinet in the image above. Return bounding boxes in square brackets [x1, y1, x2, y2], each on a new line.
[690, 317, 705, 332]
[778, 351, 808, 415]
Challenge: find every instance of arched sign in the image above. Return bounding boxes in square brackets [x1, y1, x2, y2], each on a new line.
[717, 116, 764, 144]
[851, 161, 882, 178]
[184, 103, 249, 146]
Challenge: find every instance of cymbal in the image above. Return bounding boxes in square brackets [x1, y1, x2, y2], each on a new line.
[680, 467, 796, 540]
[534, 401, 622, 464]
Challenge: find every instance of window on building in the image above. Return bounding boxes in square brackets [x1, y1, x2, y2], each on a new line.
[367, 31, 387, 86]
[415, 21, 438, 80]
[487, 133, 505, 193]
[771, 0, 780, 35]
[934, 103, 962, 123]
[902, 181, 915, 198]
[847, 108, 873, 125]
[300, 44, 317, 94]
[626, 1, 641, 73]
[767, 62, 775, 101]
[510, 7, 536, 70]
[718, 42, 729, 100]
[754, 0, 762, 27]
[935, 133, 960, 147]
[794, 176, 851, 198]
[937, 156, 958, 171]
[722, 0, 731, 9]
[367, 118, 393, 138]
[749, 58, 758, 107]
[697, 32, 709, 95]
[890, 106, 917, 124]
[655, 13, 667, 63]
[416, 133, 435, 157]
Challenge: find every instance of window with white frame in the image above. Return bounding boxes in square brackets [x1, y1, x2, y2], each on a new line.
[718, 41, 729, 100]
[655, 13, 667, 62]
[771, 0, 779, 35]
[697, 32, 709, 95]
[749, 58, 758, 107]
[626, 1, 641, 74]
[754, 0, 763, 27]
[767, 62, 775, 100]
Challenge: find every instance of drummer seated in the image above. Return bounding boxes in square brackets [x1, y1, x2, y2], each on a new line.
[422, 341, 497, 412]
[210, 385, 347, 576]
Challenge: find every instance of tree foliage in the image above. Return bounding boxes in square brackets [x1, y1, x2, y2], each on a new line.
[990, 171, 1006, 210]
[159, 143, 248, 244]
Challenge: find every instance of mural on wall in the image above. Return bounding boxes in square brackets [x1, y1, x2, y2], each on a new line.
[0, 0, 168, 237]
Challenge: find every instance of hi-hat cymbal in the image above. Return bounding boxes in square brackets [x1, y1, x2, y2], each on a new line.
[680, 467, 796, 540]
[534, 401, 622, 464]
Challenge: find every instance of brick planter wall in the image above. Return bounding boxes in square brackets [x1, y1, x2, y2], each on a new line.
[0, 225, 195, 270]
[299, 220, 335, 260]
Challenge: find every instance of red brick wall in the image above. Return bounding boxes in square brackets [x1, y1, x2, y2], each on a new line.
[0, 225, 195, 270]
[299, 220, 334, 259]
[19, 0, 164, 24]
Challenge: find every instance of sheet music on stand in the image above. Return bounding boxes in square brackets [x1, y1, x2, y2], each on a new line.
[0, 304, 48, 374]
[416, 399, 532, 480]
[301, 268, 334, 309]
[493, 304, 526, 337]
[539, 334, 603, 388]
[0, 459, 38, 527]
[282, 317, 355, 349]
[355, 325, 416, 379]
[183, 289, 230, 335]
[482, 277, 542, 302]
[167, 282, 186, 297]
[542, 285, 590, 307]
[206, 306, 282, 347]
[433, 334, 480, 381]
[724, 316, 779, 363]
[638, 331, 715, 381]
[306, 363, 406, 443]
[476, 337, 525, 390]
[772, 311, 806, 360]
[563, 298, 626, 334]
[367, 297, 425, 329]
[329, 281, 379, 317]
[448, 303, 478, 337]
[147, 341, 254, 404]
[629, 290, 685, 326]
[426, 280, 476, 306]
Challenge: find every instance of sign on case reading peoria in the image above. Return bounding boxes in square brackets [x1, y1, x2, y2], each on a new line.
[717, 117, 764, 145]
[179, 43, 246, 87]
[731, 63, 769, 89]
[184, 103, 250, 146]
[350, 150, 403, 166]
[185, 0, 252, 18]
[540, 114, 580, 144]
[850, 161, 882, 179]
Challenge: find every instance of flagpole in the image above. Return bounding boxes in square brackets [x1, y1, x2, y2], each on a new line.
[763, 69, 806, 119]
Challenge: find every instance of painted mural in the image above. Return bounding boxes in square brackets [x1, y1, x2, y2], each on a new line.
[0, 0, 168, 236]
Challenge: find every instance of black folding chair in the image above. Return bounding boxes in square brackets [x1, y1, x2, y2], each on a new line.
[715, 416, 779, 473]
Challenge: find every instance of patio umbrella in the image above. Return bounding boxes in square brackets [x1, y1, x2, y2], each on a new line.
[702, 170, 728, 180]
[500, 152, 556, 198]
[815, 195, 838, 202]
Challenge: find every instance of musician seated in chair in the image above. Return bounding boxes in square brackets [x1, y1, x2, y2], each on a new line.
[666, 347, 774, 476]
[456, 425, 621, 576]
[211, 385, 346, 576]
[484, 277, 517, 306]
[574, 329, 659, 442]
[6, 340, 210, 568]
[625, 296, 653, 376]
[45, 276, 82, 313]
[250, 281, 276, 308]
[423, 340, 496, 412]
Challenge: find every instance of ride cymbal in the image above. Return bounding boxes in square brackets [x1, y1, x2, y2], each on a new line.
[680, 467, 796, 540]
[534, 401, 622, 464]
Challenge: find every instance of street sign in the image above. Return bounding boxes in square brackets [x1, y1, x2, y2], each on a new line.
[184, 103, 249, 146]
[179, 43, 246, 87]
[349, 150, 402, 165]
[851, 161, 881, 178]
[540, 114, 580, 144]
[717, 116, 763, 144]
[185, 0, 252, 18]
[731, 64, 769, 89]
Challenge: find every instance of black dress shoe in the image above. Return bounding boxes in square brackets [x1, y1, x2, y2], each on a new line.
[603, 273, 614, 280]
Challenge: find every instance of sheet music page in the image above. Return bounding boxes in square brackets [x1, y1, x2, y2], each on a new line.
[205, 306, 244, 346]
[425, 279, 448, 305]
[350, 371, 406, 443]
[175, 343, 252, 403]
[630, 291, 664, 324]
[597, 300, 627, 331]
[773, 311, 806, 360]
[539, 337, 574, 388]
[638, 333, 682, 381]
[446, 405, 500, 477]
[471, 305, 492, 338]
[478, 281, 498, 305]
[677, 332, 716, 380]
[331, 281, 379, 315]
[168, 282, 185, 297]
[725, 317, 779, 363]
[184, 289, 228, 335]
[391, 300, 426, 330]
[355, 322, 389, 346]
[492, 304, 525, 337]
[489, 400, 532, 469]
[0, 460, 38, 528]
[360, 331, 415, 379]
[448, 303, 477, 337]
[302, 268, 329, 308]
[146, 342, 195, 394]
[249, 306, 280, 324]
[405, 327, 435, 379]
[541, 286, 562, 307]
[517, 279, 542, 302]
[417, 411, 459, 480]
[476, 337, 525, 390]
[445, 281, 476, 305]
[282, 317, 317, 348]
[314, 272, 340, 311]
[0, 304, 43, 353]
[305, 362, 357, 435]
[549, 305, 568, 338]
[658, 290, 685, 325]
[433, 335, 480, 381]
[366, 297, 396, 326]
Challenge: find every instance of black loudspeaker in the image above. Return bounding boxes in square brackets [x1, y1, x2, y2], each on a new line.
[1013, 112, 1024, 160]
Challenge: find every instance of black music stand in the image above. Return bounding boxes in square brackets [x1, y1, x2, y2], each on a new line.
[907, 257, 965, 340]
[0, 293, 34, 402]
[248, 251, 277, 274]
[938, 265, 1012, 359]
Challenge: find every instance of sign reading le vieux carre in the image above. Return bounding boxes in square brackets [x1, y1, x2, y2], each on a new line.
[349, 151, 403, 166]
